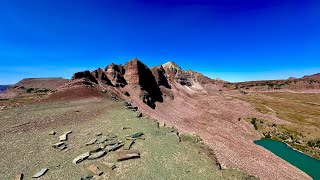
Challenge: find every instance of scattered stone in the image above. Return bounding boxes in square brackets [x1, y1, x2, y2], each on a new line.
[49, 131, 56, 135]
[80, 174, 93, 180]
[123, 139, 135, 150]
[32, 168, 48, 178]
[86, 138, 97, 146]
[158, 121, 166, 127]
[14, 173, 23, 180]
[95, 132, 102, 136]
[121, 126, 130, 130]
[105, 143, 124, 152]
[129, 132, 144, 138]
[59, 134, 67, 141]
[63, 147, 70, 152]
[73, 152, 90, 164]
[88, 151, 107, 160]
[135, 111, 142, 118]
[52, 142, 64, 148]
[52, 142, 67, 150]
[87, 164, 103, 176]
[116, 150, 140, 161]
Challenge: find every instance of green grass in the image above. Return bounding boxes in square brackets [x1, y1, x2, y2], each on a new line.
[0, 99, 252, 179]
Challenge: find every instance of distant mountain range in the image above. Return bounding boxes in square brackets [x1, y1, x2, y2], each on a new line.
[0, 85, 11, 93]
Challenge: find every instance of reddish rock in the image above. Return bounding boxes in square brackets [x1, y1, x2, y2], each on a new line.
[104, 63, 127, 87]
[91, 68, 112, 85]
[72, 70, 98, 84]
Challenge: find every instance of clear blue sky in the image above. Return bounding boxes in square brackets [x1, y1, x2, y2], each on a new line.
[0, 0, 319, 84]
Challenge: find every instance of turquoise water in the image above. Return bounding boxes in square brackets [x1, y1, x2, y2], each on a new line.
[254, 139, 320, 180]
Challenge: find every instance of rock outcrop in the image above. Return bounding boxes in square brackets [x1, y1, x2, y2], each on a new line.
[69, 58, 214, 108]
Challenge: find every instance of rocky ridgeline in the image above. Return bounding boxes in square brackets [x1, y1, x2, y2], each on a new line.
[69, 58, 215, 108]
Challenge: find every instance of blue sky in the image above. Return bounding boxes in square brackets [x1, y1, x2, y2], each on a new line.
[0, 0, 319, 84]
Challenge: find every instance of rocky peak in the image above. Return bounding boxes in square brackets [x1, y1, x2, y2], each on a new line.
[162, 61, 182, 72]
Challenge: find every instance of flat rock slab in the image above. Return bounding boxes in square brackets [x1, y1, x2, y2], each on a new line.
[32, 168, 48, 178]
[105, 143, 124, 152]
[116, 150, 140, 161]
[59, 134, 67, 141]
[88, 151, 106, 160]
[87, 164, 103, 176]
[104, 139, 120, 146]
[14, 173, 23, 180]
[73, 152, 90, 164]
[86, 138, 97, 146]
[123, 139, 135, 150]
[96, 136, 108, 144]
[129, 132, 144, 138]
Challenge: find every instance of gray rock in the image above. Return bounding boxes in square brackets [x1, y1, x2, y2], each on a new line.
[88, 151, 106, 160]
[105, 143, 124, 152]
[73, 152, 90, 164]
[86, 138, 97, 146]
[129, 132, 144, 138]
[32, 168, 48, 178]
[96, 136, 108, 144]
[123, 139, 135, 150]
[52, 142, 64, 148]
[89, 147, 102, 154]
[49, 131, 56, 135]
[80, 175, 93, 180]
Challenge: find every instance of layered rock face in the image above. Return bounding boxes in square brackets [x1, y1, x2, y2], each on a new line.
[70, 58, 215, 108]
